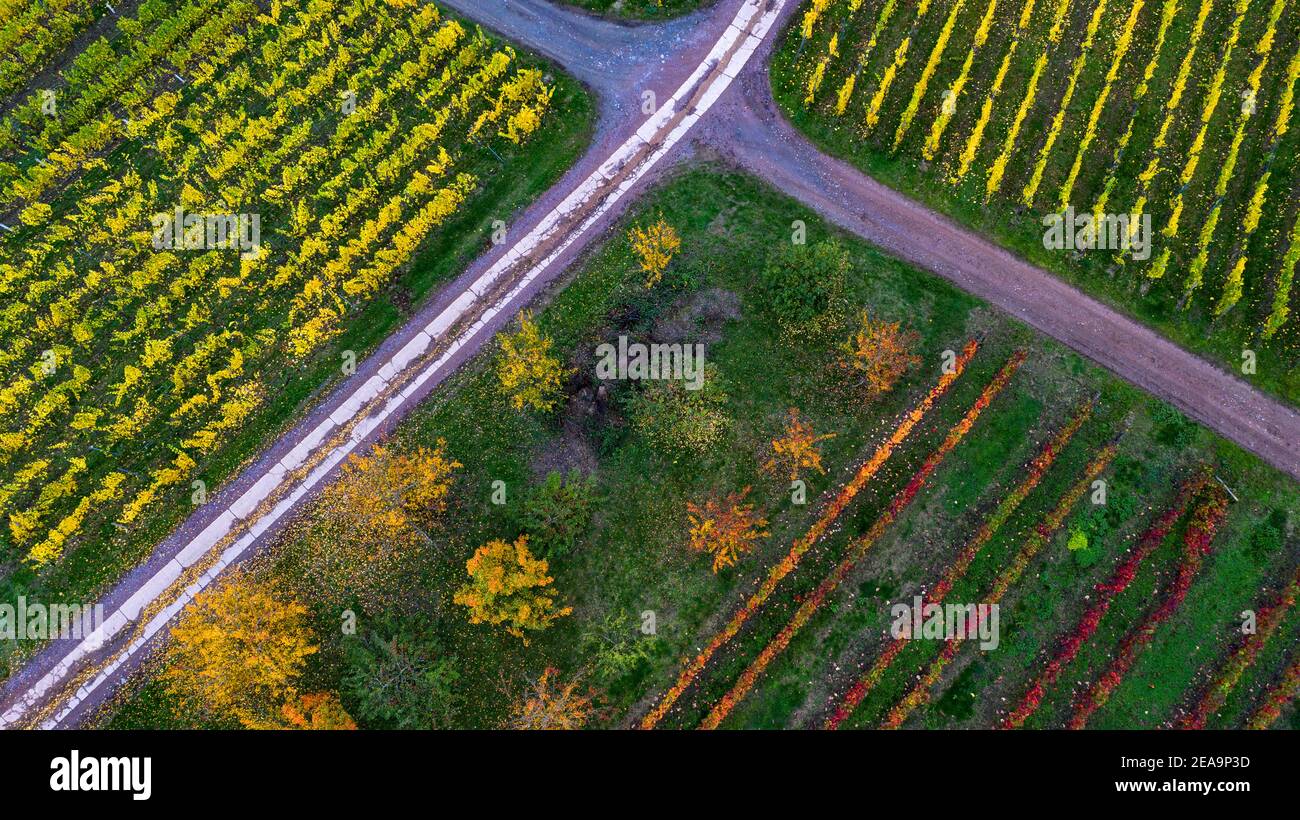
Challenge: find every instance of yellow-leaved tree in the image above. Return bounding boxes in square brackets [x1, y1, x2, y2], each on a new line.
[496, 311, 569, 413]
[509, 667, 594, 729]
[628, 216, 681, 288]
[762, 408, 835, 481]
[839, 310, 921, 398]
[454, 534, 571, 643]
[686, 488, 768, 573]
[292, 440, 461, 609]
[162, 571, 317, 728]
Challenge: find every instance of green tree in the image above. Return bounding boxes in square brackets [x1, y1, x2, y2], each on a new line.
[751, 240, 850, 342]
[342, 615, 461, 729]
[521, 469, 597, 558]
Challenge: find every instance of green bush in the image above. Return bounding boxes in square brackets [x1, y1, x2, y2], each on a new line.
[626, 364, 731, 458]
[749, 240, 850, 343]
[521, 469, 597, 558]
[342, 615, 461, 729]
[580, 610, 660, 694]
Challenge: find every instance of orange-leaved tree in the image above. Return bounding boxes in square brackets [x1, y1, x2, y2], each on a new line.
[763, 408, 836, 481]
[628, 216, 681, 288]
[454, 534, 572, 643]
[163, 570, 318, 728]
[687, 487, 768, 573]
[281, 692, 358, 730]
[509, 667, 594, 729]
[839, 310, 921, 398]
[496, 310, 569, 412]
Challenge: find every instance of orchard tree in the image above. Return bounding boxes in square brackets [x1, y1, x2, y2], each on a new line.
[521, 469, 597, 558]
[281, 692, 357, 730]
[510, 667, 594, 729]
[763, 408, 835, 481]
[293, 440, 460, 609]
[687, 488, 768, 573]
[751, 240, 850, 342]
[162, 571, 317, 728]
[839, 310, 921, 398]
[342, 615, 461, 729]
[628, 216, 681, 288]
[497, 311, 569, 412]
[454, 535, 572, 643]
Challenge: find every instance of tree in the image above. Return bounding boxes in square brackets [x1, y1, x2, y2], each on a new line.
[763, 408, 835, 481]
[521, 469, 597, 558]
[580, 610, 660, 691]
[162, 571, 317, 728]
[628, 216, 681, 288]
[838, 310, 921, 398]
[342, 615, 461, 729]
[281, 692, 358, 730]
[686, 487, 768, 573]
[627, 364, 730, 459]
[509, 667, 594, 729]
[454, 535, 572, 643]
[496, 310, 569, 412]
[751, 240, 849, 342]
[293, 440, 461, 609]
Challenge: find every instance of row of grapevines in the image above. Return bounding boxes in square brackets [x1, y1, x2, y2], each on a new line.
[984, 0, 1076, 198]
[947, 0, 1038, 181]
[1019, 0, 1111, 207]
[0, 0, 99, 101]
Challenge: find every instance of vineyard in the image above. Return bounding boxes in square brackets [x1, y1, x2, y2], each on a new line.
[0, 0, 104, 102]
[774, 0, 1300, 404]
[0, 0, 589, 665]
[106, 169, 1300, 731]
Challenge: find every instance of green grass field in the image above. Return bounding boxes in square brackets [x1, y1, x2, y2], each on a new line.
[106, 167, 1300, 730]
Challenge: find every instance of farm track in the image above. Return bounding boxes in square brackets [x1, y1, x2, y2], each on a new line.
[4, 0, 1300, 729]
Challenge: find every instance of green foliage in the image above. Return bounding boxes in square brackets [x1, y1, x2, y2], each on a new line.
[750, 240, 850, 343]
[342, 615, 461, 730]
[521, 469, 597, 558]
[1152, 403, 1196, 448]
[579, 610, 660, 693]
[934, 662, 983, 721]
[626, 364, 731, 458]
[1247, 509, 1287, 561]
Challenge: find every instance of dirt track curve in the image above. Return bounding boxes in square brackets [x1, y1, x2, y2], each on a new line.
[3, 0, 1298, 729]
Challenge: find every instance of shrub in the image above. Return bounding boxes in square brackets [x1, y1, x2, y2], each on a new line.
[342, 615, 460, 729]
[521, 469, 597, 558]
[627, 364, 730, 458]
[750, 240, 849, 342]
